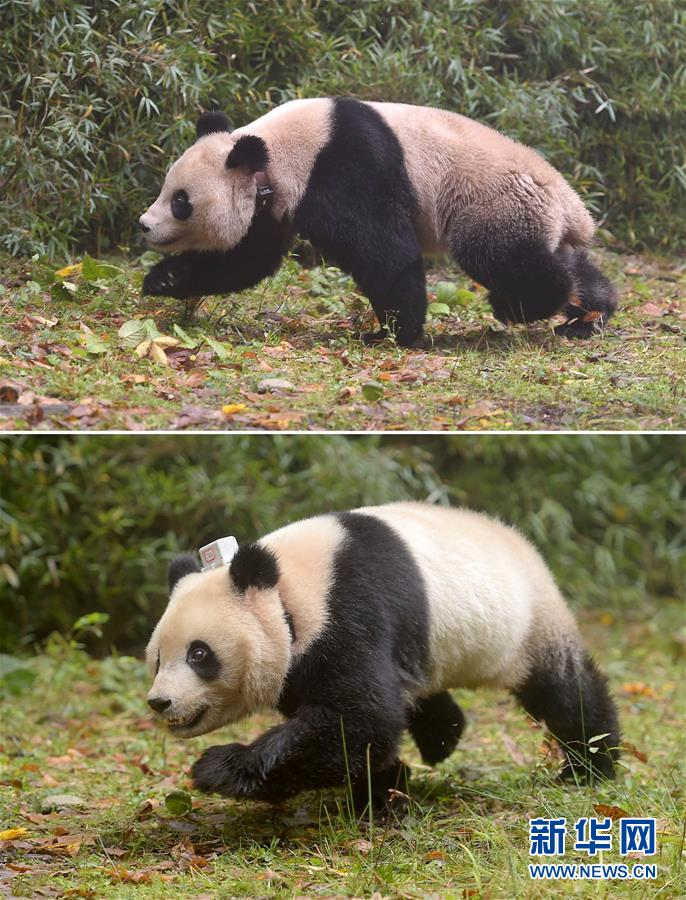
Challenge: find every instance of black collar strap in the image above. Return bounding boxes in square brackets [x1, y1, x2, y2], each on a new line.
[255, 170, 274, 213]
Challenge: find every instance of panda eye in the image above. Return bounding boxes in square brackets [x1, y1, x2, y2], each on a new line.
[171, 190, 192, 220]
[186, 640, 220, 679]
[189, 646, 206, 663]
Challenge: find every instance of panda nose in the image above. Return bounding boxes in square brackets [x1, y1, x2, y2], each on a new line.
[139, 219, 151, 233]
[148, 697, 171, 713]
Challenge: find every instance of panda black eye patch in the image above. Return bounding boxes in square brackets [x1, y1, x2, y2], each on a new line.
[186, 640, 220, 680]
[171, 190, 192, 220]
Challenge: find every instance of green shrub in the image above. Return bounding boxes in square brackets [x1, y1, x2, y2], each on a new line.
[1, 0, 683, 258]
[0, 435, 682, 653]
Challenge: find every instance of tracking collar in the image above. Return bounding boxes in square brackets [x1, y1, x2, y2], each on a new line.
[255, 171, 274, 214]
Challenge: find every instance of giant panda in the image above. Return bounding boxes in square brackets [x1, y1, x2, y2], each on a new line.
[139, 98, 618, 348]
[146, 502, 620, 809]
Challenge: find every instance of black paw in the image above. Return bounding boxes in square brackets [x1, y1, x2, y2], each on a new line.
[554, 318, 602, 339]
[397, 332, 428, 350]
[142, 256, 192, 298]
[191, 743, 262, 797]
[361, 329, 425, 348]
[352, 760, 412, 813]
[559, 755, 616, 784]
[361, 329, 391, 346]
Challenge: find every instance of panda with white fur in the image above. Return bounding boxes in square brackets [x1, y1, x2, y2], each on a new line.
[139, 98, 617, 348]
[146, 503, 620, 809]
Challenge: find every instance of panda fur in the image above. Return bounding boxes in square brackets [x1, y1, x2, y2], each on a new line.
[146, 502, 620, 809]
[140, 98, 618, 347]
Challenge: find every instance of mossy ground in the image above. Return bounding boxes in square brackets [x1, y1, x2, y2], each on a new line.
[0, 602, 683, 898]
[0, 249, 683, 431]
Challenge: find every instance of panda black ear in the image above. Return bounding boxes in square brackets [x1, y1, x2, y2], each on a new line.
[226, 135, 269, 173]
[196, 110, 232, 139]
[229, 543, 280, 592]
[168, 554, 200, 591]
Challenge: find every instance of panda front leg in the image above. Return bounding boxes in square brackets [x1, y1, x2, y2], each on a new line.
[351, 758, 412, 813]
[142, 214, 287, 300]
[353, 255, 428, 348]
[191, 704, 404, 807]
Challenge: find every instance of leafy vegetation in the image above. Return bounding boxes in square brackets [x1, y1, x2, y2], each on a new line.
[0, 248, 684, 431]
[0, 601, 683, 897]
[1, 0, 683, 257]
[1, 433, 683, 651]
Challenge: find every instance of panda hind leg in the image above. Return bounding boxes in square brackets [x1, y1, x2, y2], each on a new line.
[555, 249, 618, 338]
[513, 646, 620, 782]
[408, 692, 466, 765]
[457, 240, 575, 326]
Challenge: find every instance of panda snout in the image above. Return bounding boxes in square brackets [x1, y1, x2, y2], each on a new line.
[148, 696, 171, 713]
[138, 216, 151, 234]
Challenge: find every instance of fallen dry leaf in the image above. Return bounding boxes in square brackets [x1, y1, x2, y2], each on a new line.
[347, 838, 372, 855]
[222, 403, 247, 416]
[102, 866, 152, 884]
[622, 741, 648, 763]
[501, 732, 528, 766]
[337, 386, 356, 402]
[154, 336, 181, 350]
[0, 385, 20, 402]
[622, 682, 656, 698]
[594, 804, 631, 821]
[0, 827, 31, 841]
[640, 302, 668, 317]
[149, 342, 170, 367]
[134, 799, 156, 820]
[55, 263, 82, 278]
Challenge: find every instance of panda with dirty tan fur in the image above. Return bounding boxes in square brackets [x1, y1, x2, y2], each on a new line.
[139, 98, 617, 348]
[146, 503, 620, 810]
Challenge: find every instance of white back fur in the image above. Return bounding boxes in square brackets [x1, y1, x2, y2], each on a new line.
[368, 102, 594, 254]
[357, 502, 579, 693]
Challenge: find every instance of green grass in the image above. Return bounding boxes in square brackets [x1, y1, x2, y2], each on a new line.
[0, 248, 684, 431]
[1, 601, 683, 898]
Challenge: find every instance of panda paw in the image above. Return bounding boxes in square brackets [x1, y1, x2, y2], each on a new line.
[142, 256, 193, 299]
[361, 328, 426, 349]
[554, 318, 601, 339]
[191, 743, 263, 797]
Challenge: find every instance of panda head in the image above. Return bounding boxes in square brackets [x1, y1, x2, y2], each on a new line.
[139, 111, 269, 254]
[145, 544, 291, 738]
